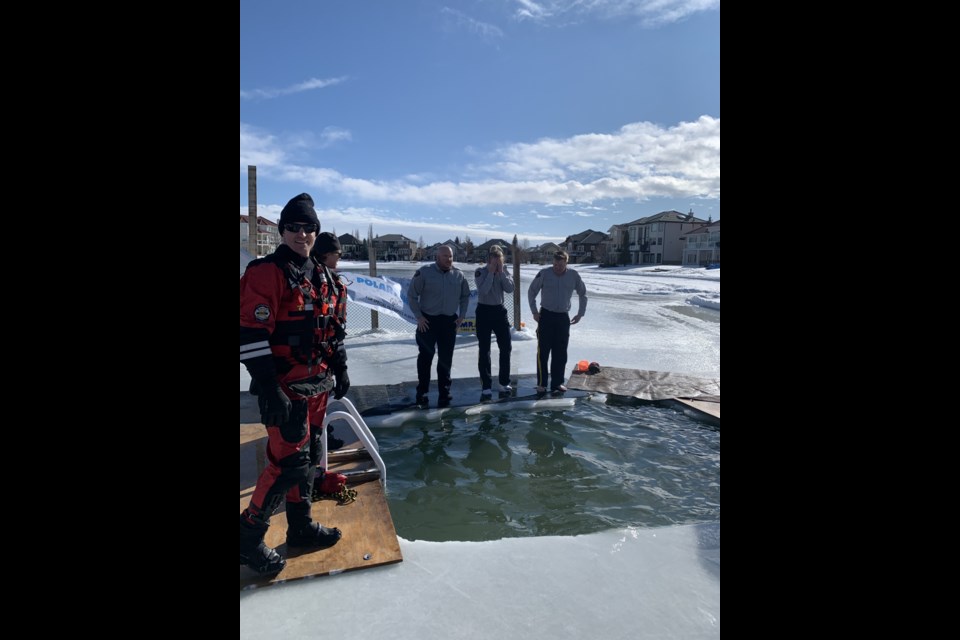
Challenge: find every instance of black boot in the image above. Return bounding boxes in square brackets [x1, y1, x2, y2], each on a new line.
[285, 501, 342, 549]
[239, 513, 285, 574]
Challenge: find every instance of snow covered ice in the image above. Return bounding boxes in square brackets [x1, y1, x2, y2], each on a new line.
[240, 261, 720, 639]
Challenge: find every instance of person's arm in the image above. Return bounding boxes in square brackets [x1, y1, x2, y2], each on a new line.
[326, 273, 350, 398]
[500, 264, 515, 294]
[475, 266, 493, 295]
[240, 264, 292, 424]
[337, 275, 348, 326]
[408, 269, 429, 332]
[528, 271, 543, 320]
[571, 271, 587, 323]
[458, 275, 470, 320]
[408, 269, 424, 319]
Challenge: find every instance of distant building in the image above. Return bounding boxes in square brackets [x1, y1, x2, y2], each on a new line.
[240, 215, 280, 257]
[372, 234, 417, 261]
[562, 230, 608, 263]
[338, 233, 362, 259]
[625, 210, 708, 265]
[474, 238, 513, 263]
[599, 224, 629, 265]
[681, 220, 720, 266]
[424, 240, 468, 262]
[448, 240, 468, 262]
[527, 242, 563, 265]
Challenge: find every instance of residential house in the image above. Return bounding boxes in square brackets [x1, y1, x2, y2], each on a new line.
[527, 242, 563, 265]
[681, 220, 720, 266]
[625, 210, 708, 265]
[372, 234, 418, 261]
[562, 230, 608, 263]
[598, 224, 629, 265]
[474, 238, 513, 263]
[338, 233, 362, 259]
[424, 240, 468, 262]
[239, 215, 281, 257]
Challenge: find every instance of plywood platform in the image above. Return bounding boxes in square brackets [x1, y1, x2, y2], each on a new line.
[240, 424, 402, 591]
[564, 367, 720, 401]
[673, 396, 720, 424]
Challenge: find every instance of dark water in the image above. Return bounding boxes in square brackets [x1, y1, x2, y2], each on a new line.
[378, 399, 720, 541]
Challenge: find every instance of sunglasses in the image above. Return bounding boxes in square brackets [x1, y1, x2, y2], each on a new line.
[283, 223, 319, 234]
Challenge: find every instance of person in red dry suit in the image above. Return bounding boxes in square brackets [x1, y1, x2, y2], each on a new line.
[238, 193, 347, 574]
[308, 232, 350, 493]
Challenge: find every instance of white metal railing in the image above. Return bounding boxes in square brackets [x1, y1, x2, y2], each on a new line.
[321, 397, 387, 488]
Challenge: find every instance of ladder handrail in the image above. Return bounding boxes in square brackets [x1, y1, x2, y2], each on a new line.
[321, 397, 386, 488]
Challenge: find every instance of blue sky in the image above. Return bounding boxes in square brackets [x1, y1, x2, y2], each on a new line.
[240, 0, 720, 246]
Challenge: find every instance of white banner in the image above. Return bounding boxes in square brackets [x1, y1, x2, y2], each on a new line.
[338, 271, 479, 332]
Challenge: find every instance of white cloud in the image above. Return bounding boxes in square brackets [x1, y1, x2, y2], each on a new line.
[240, 76, 347, 100]
[301, 206, 561, 244]
[240, 124, 288, 168]
[488, 117, 719, 187]
[514, 0, 548, 21]
[492, 211, 507, 218]
[240, 116, 719, 206]
[511, 0, 719, 27]
[320, 126, 352, 147]
[441, 7, 504, 41]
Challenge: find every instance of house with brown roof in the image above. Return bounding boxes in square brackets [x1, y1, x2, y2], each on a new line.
[625, 210, 708, 265]
[474, 238, 513, 263]
[239, 215, 281, 257]
[562, 230, 609, 263]
[527, 242, 563, 265]
[681, 220, 720, 266]
[338, 233, 362, 259]
[372, 234, 418, 261]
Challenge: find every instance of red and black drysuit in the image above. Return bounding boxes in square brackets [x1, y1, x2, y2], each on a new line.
[308, 266, 348, 466]
[239, 244, 348, 546]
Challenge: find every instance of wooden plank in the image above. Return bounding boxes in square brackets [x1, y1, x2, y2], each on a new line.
[674, 397, 720, 421]
[240, 427, 402, 591]
[240, 423, 266, 445]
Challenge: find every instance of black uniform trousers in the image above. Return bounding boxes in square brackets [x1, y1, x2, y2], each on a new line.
[416, 313, 459, 399]
[476, 303, 512, 389]
[536, 308, 570, 391]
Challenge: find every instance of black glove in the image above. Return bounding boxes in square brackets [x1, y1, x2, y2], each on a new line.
[331, 343, 348, 367]
[258, 381, 292, 425]
[245, 355, 291, 425]
[333, 367, 350, 399]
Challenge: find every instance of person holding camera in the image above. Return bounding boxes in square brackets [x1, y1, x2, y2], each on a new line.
[308, 231, 350, 478]
[474, 246, 515, 395]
